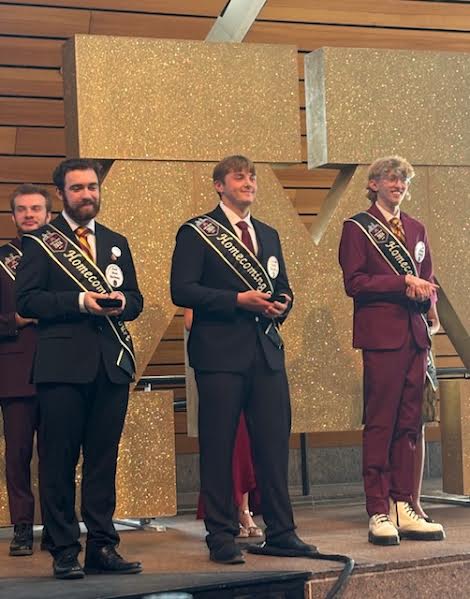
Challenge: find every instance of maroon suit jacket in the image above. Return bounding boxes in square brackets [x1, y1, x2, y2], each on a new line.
[0, 238, 36, 398]
[339, 203, 434, 351]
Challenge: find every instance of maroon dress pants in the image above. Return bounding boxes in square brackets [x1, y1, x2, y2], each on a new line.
[362, 331, 427, 516]
[1, 396, 39, 523]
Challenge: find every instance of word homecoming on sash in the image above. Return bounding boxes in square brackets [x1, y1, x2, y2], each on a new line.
[217, 232, 267, 291]
[64, 249, 107, 293]
[384, 240, 414, 276]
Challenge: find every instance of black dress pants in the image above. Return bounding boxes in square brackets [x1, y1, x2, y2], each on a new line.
[196, 343, 295, 550]
[37, 367, 129, 557]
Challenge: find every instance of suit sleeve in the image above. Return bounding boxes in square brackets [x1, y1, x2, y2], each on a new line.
[0, 275, 17, 338]
[118, 237, 143, 322]
[15, 235, 82, 320]
[339, 220, 407, 300]
[273, 230, 293, 323]
[170, 225, 238, 318]
[419, 225, 437, 306]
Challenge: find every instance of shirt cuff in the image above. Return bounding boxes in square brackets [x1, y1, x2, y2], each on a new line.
[79, 292, 87, 313]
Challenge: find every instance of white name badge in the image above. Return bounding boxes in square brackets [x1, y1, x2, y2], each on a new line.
[105, 264, 124, 288]
[111, 246, 122, 261]
[267, 255, 279, 279]
[414, 241, 426, 263]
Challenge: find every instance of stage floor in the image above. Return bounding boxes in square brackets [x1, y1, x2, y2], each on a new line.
[1, 497, 470, 598]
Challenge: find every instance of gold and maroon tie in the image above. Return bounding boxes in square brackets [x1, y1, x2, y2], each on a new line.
[75, 226, 94, 262]
[236, 221, 255, 254]
[389, 217, 406, 245]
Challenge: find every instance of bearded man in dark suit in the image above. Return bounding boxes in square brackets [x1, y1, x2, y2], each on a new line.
[171, 155, 316, 565]
[0, 184, 51, 556]
[16, 158, 143, 579]
[339, 156, 445, 545]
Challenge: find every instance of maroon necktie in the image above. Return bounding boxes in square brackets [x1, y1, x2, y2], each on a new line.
[236, 221, 255, 254]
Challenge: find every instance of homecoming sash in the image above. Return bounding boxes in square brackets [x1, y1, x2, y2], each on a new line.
[184, 215, 274, 294]
[0, 242, 22, 281]
[184, 215, 285, 348]
[347, 211, 437, 390]
[23, 224, 136, 378]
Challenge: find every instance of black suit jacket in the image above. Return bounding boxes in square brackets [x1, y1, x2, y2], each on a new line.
[15, 214, 143, 385]
[0, 238, 37, 398]
[171, 206, 293, 372]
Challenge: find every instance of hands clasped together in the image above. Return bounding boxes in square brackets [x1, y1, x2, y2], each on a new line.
[236, 290, 291, 318]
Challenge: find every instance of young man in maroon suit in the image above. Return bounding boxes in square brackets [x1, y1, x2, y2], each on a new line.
[0, 184, 51, 556]
[339, 156, 445, 545]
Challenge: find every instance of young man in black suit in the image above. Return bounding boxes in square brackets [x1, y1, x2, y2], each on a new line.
[16, 159, 143, 579]
[171, 155, 316, 564]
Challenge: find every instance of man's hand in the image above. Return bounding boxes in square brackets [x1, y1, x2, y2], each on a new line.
[84, 291, 124, 317]
[263, 294, 292, 318]
[237, 290, 272, 313]
[15, 313, 37, 328]
[405, 274, 439, 302]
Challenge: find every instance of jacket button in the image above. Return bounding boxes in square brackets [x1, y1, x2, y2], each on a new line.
[255, 316, 259, 322]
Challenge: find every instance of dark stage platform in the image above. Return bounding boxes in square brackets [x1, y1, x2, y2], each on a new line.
[1, 499, 470, 599]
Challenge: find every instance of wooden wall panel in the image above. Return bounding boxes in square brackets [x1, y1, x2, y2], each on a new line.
[0, 156, 59, 183]
[259, 0, 470, 31]
[0, 0, 227, 17]
[0, 4, 91, 37]
[15, 127, 66, 156]
[0, 127, 16, 153]
[89, 12, 213, 39]
[0, 98, 64, 127]
[0, 38, 64, 67]
[0, 67, 62, 98]
[246, 21, 470, 53]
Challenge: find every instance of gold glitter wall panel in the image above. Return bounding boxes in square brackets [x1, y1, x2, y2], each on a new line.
[63, 34, 301, 163]
[115, 391, 176, 518]
[426, 168, 470, 370]
[305, 47, 470, 168]
[99, 160, 200, 383]
[440, 380, 470, 495]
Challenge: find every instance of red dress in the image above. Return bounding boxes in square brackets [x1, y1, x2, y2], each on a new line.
[197, 412, 260, 518]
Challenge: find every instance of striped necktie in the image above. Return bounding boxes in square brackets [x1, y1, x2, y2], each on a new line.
[75, 226, 94, 262]
[389, 217, 406, 245]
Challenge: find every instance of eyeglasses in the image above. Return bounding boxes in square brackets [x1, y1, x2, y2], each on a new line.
[380, 174, 411, 185]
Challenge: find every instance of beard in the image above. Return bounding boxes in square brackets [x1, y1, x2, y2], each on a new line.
[63, 196, 100, 224]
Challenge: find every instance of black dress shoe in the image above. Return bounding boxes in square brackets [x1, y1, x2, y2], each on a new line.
[53, 551, 84, 580]
[265, 533, 318, 555]
[84, 545, 142, 575]
[209, 542, 245, 565]
[9, 523, 33, 556]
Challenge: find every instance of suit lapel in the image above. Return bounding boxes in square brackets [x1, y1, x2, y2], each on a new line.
[95, 223, 110, 271]
[52, 213, 75, 240]
[400, 212, 416, 257]
[251, 218, 264, 260]
[209, 205, 236, 234]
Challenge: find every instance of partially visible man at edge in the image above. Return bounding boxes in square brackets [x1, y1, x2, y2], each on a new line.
[339, 155, 445, 546]
[0, 184, 51, 556]
[15, 158, 143, 580]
